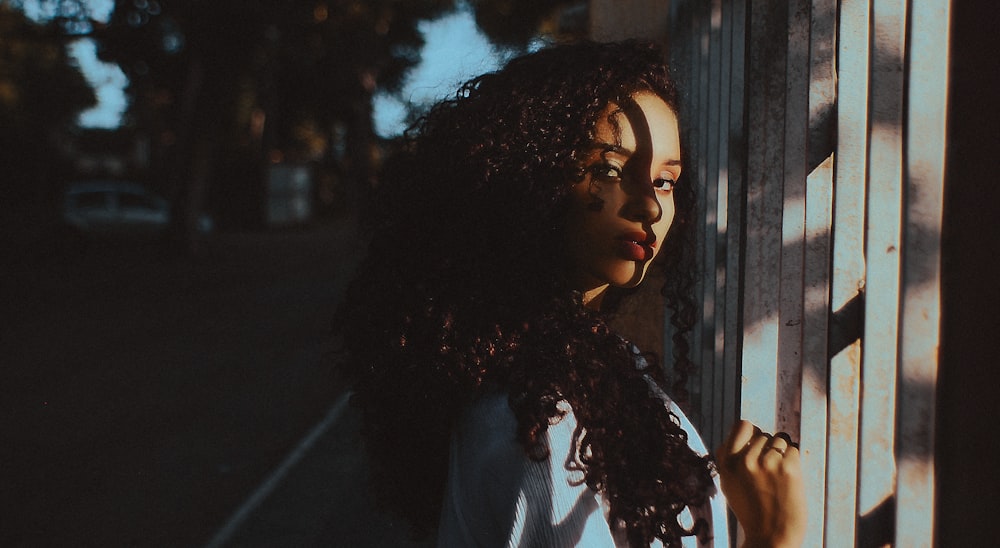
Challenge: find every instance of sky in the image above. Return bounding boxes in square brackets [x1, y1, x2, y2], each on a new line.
[20, 0, 126, 128]
[21, 0, 505, 137]
[66, 38, 130, 128]
[372, 6, 510, 137]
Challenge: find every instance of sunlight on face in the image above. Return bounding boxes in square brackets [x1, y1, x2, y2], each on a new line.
[565, 92, 682, 309]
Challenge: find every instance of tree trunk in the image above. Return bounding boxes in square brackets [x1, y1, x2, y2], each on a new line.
[344, 87, 375, 218]
[166, 57, 209, 254]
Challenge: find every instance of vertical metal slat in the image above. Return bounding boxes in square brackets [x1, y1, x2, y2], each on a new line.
[825, 0, 869, 544]
[798, 0, 837, 544]
[721, 0, 747, 453]
[689, 0, 712, 431]
[693, 0, 719, 450]
[706, 0, 727, 452]
[858, 0, 907, 535]
[739, 1, 788, 432]
[777, 0, 810, 438]
[894, 0, 950, 544]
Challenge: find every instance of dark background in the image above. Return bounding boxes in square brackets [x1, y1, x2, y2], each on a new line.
[938, 0, 1000, 545]
[1, 219, 364, 545]
[1, 0, 997, 545]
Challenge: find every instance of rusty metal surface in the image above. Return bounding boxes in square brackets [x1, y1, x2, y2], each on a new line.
[895, 0, 950, 544]
[740, 0, 789, 433]
[663, 0, 944, 544]
[858, 0, 907, 528]
[799, 0, 838, 544]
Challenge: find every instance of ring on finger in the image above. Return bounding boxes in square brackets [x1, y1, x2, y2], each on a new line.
[765, 435, 789, 457]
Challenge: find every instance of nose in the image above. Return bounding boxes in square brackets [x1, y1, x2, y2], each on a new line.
[623, 174, 662, 223]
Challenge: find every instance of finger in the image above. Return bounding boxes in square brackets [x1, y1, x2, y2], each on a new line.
[764, 435, 789, 454]
[774, 431, 800, 451]
[760, 435, 789, 467]
[775, 446, 804, 484]
[719, 419, 755, 457]
[781, 444, 802, 466]
[743, 429, 770, 462]
[774, 431, 795, 446]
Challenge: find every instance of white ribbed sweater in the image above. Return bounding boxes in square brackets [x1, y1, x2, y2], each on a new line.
[437, 382, 729, 547]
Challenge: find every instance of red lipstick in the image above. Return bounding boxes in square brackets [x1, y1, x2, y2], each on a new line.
[617, 231, 655, 261]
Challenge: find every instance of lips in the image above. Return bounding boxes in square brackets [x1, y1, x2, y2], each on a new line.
[616, 231, 655, 261]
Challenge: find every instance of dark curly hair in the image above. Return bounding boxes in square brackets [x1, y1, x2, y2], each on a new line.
[334, 40, 715, 547]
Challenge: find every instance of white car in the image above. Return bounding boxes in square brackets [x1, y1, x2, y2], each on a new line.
[61, 181, 212, 238]
[62, 181, 171, 237]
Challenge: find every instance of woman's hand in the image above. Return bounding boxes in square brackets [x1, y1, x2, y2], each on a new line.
[716, 420, 807, 548]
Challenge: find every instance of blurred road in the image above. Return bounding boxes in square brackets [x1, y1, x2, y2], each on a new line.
[1, 217, 426, 546]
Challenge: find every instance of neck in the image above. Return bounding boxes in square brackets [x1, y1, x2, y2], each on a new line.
[581, 285, 608, 311]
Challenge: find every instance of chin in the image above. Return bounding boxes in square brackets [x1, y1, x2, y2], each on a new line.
[617, 278, 644, 289]
[610, 265, 650, 289]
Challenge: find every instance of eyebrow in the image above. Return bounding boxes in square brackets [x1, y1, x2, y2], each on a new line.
[590, 142, 682, 167]
[591, 143, 634, 156]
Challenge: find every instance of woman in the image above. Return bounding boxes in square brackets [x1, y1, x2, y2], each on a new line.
[334, 40, 805, 547]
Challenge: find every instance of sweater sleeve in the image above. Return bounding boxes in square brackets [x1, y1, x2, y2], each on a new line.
[437, 387, 730, 547]
[641, 373, 731, 548]
[437, 393, 616, 548]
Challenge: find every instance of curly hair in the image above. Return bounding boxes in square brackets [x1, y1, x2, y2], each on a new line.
[334, 40, 715, 546]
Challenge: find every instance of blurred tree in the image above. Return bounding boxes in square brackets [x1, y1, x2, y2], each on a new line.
[85, 0, 455, 247]
[469, 0, 585, 48]
[9, 0, 581, 249]
[261, 1, 455, 208]
[0, 2, 95, 239]
[0, 0, 586, 247]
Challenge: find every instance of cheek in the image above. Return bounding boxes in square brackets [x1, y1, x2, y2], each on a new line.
[650, 197, 676, 260]
[656, 195, 676, 234]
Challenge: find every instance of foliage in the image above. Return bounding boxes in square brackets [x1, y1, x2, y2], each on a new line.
[2, 0, 579, 242]
[0, 2, 95, 197]
[470, 0, 584, 47]
[90, 1, 457, 154]
[78, 0, 463, 237]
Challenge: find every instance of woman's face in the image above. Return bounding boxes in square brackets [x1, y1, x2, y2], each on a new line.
[565, 92, 682, 308]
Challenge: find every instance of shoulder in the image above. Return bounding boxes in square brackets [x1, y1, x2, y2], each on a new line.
[438, 394, 614, 547]
[452, 393, 527, 488]
[451, 393, 582, 486]
[437, 393, 529, 546]
[636, 374, 732, 546]
[447, 393, 582, 505]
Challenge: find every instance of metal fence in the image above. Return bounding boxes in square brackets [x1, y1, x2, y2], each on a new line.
[663, 1, 950, 545]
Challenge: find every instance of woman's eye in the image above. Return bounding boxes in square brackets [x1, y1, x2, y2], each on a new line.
[653, 177, 675, 191]
[592, 164, 623, 180]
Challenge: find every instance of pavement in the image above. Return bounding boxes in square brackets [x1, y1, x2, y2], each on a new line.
[1, 216, 431, 547]
[204, 393, 432, 548]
